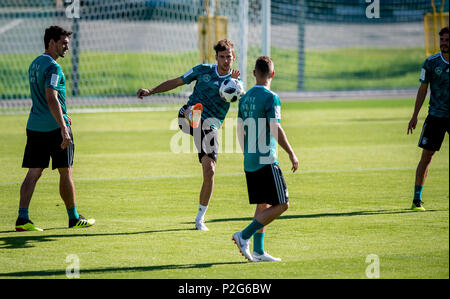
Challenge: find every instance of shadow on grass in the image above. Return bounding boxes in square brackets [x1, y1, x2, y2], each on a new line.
[202, 208, 445, 224]
[1, 209, 444, 250]
[0, 227, 193, 250]
[0, 261, 245, 278]
[349, 117, 411, 122]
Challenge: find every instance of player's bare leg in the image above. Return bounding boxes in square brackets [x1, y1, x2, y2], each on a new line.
[19, 168, 44, 209]
[415, 149, 435, 186]
[58, 167, 76, 210]
[58, 167, 95, 228]
[254, 204, 269, 233]
[251, 203, 288, 262]
[182, 105, 214, 230]
[412, 149, 435, 211]
[200, 156, 216, 206]
[16, 168, 45, 231]
[254, 202, 289, 226]
[195, 155, 216, 231]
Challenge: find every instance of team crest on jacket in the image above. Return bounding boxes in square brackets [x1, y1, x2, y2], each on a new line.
[202, 74, 211, 83]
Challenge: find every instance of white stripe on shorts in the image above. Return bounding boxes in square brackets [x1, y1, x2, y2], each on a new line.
[418, 122, 427, 146]
[271, 164, 286, 204]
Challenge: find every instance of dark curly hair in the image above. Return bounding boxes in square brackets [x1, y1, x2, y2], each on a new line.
[44, 26, 72, 50]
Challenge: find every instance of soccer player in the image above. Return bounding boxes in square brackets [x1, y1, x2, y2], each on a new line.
[233, 56, 299, 262]
[407, 26, 449, 211]
[137, 39, 241, 231]
[15, 26, 95, 231]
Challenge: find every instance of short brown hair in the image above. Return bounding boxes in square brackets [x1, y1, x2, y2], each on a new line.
[214, 39, 234, 54]
[254, 56, 274, 77]
[44, 26, 72, 49]
[439, 26, 449, 36]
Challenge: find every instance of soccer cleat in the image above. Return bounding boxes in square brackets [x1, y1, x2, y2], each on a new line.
[189, 103, 203, 128]
[411, 200, 426, 211]
[232, 232, 253, 262]
[69, 214, 95, 228]
[195, 218, 209, 231]
[252, 252, 282, 262]
[15, 218, 43, 232]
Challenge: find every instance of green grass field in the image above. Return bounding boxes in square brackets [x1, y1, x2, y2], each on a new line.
[0, 47, 424, 98]
[0, 98, 448, 279]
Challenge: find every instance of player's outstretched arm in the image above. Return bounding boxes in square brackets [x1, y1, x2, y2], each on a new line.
[270, 122, 299, 173]
[137, 77, 185, 99]
[408, 82, 428, 135]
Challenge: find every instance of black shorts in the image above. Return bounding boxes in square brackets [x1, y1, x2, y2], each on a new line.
[245, 164, 289, 206]
[22, 127, 74, 170]
[178, 105, 218, 163]
[418, 115, 449, 151]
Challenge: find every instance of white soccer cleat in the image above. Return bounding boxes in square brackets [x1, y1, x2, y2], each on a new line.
[195, 218, 209, 231]
[232, 232, 253, 262]
[252, 252, 282, 262]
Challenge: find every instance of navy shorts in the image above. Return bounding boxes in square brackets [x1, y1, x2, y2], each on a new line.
[245, 164, 289, 206]
[418, 115, 449, 151]
[22, 127, 74, 170]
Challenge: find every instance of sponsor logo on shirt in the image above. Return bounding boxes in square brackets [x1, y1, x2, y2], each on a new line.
[50, 74, 59, 87]
[274, 106, 281, 120]
[420, 68, 426, 81]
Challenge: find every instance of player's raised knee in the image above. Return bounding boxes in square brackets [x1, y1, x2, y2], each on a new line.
[280, 202, 289, 213]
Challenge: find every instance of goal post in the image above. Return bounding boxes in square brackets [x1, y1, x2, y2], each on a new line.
[1, 0, 445, 107]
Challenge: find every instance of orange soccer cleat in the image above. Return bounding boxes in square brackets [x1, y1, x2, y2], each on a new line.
[190, 103, 203, 128]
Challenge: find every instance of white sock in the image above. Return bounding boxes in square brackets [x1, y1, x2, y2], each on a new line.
[196, 204, 208, 221]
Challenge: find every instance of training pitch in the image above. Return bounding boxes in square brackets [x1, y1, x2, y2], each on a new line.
[0, 98, 448, 279]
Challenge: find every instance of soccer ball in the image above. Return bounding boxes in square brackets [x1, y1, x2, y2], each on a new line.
[219, 78, 244, 103]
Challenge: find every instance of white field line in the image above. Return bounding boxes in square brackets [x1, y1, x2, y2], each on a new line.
[1, 165, 448, 186]
[0, 106, 180, 115]
[0, 19, 23, 35]
[69, 107, 180, 113]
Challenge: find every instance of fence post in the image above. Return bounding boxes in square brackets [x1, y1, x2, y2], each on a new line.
[297, 0, 306, 91]
[239, 0, 248, 89]
[262, 0, 271, 57]
[71, 17, 79, 97]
